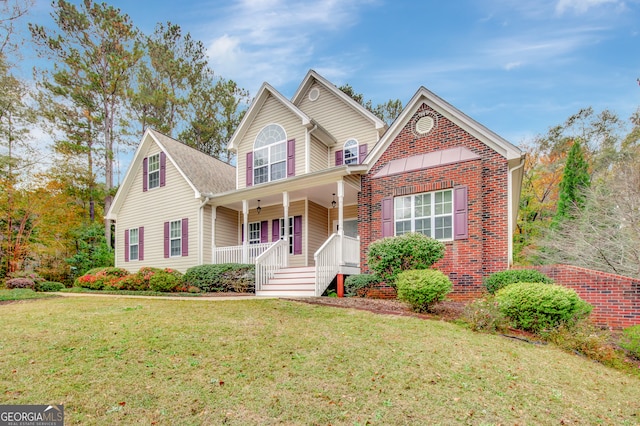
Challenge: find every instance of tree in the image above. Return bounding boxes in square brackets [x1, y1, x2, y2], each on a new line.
[553, 139, 590, 225]
[0, 0, 34, 57]
[30, 0, 142, 244]
[338, 84, 402, 126]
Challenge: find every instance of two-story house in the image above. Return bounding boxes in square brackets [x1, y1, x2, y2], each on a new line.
[106, 70, 525, 299]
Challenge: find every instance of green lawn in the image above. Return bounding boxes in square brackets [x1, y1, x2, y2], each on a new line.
[1, 297, 638, 425]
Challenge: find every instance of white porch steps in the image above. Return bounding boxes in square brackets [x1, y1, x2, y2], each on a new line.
[256, 266, 316, 297]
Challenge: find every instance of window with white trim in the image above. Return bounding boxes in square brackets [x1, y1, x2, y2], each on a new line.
[395, 189, 453, 240]
[248, 222, 261, 245]
[148, 153, 160, 189]
[170, 220, 182, 257]
[344, 139, 358, 165]
[129, 228, 139, 261]
[279, 217, 294, 254]
[254, 124, 287, 184]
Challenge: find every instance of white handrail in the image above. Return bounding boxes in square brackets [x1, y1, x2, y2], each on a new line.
[255, 239, 288, 291]
[314, 234, 361, 296]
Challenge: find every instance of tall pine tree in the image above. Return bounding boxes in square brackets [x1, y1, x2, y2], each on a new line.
[553, 139, 590, 224]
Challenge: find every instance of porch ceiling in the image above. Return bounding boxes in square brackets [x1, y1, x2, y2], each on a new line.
[208, 167, 362, 211]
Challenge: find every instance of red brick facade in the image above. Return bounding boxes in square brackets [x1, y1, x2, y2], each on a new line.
[359, 104, 510, 300]
[522, 265, 640, 330]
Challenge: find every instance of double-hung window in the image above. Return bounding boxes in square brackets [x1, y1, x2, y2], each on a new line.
[254, 124, 287, 184]
[148, 153, 160, 189]
[129, 228, 139, 261]
[170, 219, 182, 257]
[395, 189, 453, 240]
[248, 222, 261, 245]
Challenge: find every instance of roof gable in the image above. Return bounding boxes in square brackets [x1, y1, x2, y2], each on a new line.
[366, 87, 523, 168]
[107, 129, 235, 219]
[227, 83, 311, 151]
[292, 69, 387, 135]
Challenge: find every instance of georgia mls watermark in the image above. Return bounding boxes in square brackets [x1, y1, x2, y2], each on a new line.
[0, 405, 64, 426]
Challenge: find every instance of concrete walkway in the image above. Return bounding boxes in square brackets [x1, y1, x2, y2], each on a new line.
[53, 292, 275, 301]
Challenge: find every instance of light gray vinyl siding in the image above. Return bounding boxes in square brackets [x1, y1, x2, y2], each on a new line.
[237, 94, 307, 188]
[308, 201, 329, 266]
[309, 134, 329, 173]
[298, 82, 379, 167]
[214, 206, 238, 248]
[116, 143, 199, 273]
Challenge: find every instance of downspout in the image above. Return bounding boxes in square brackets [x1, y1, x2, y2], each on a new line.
[507, 155, 526, 267]
[198, 195, 212, 266]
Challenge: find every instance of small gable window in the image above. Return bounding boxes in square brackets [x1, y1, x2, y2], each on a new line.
[143, 152, 166, 192]
[148, 154, 160, 189]
[344, 139, 358, 165]
[336, 138, 367, 166]
[254, 124, 287, 184]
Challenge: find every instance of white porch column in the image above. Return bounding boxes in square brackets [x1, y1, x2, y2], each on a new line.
[211, 206, 217, 264]
[282, 191, 289, 267]
[242, 199, 249, 264]
[337, 180, 344, 265]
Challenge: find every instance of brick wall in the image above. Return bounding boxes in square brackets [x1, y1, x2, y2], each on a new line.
[359, 103, 510, 300]
[524, 264, 640, 329]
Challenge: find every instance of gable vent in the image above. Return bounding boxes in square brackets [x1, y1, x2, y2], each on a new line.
[415, 115, 435, 135]
[308, 87, 320, 102]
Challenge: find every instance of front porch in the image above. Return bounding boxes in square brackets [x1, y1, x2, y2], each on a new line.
[212, 233, 360, 296]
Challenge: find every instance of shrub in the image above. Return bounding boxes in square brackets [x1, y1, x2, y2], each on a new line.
[396, 269, 452, 313]
[344, 274, 380, 297]
[36, 281, 65, 292]
[620, 325, 640, 359]
[5, 277, 35, 290]
[74, 267, 130, 290]
[149, 269, 183, 292]
[495, 282, 592, 333]
[484, 269, 554, 294]
[183, 263, 254, 293]
[367, 233, 445, 287]
[545, 320, 627, 369]
[461, 297, 509, 333]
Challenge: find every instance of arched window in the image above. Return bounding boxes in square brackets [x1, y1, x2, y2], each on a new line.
[344, 139, 358, 165]
[254, 124, 287, 184]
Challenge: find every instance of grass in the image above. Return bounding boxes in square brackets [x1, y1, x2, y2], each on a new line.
[1, 297, 639, 425]
[0, 288, 57, 301]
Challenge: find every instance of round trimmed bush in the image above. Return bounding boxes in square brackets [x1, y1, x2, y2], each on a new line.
[36, 281, 65, 292]
[149, 270, 183, 292]
[396, 269, 452, 313]
[5, 277, 35, 290]
[367, 233, 445, 287]
[495, 282, 592, 333]
[344, 274, 380, 297]
[484, 269, 553, 294]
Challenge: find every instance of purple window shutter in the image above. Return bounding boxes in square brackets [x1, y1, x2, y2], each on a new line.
[272, 219, 280, 241]
[287, 139, 296, 177]
[293, 215, 302, 255]
[246, 152, 253, 187]
[182, 218, 189, 256]
[335, 150, 343, 166]
[164, 222, 170, 258]
[160, 152, 166, 187]
[260, 220, 268, 243]
[381, 197, 394, 237]
[241, 223, 244, 242]
[358, 144, 368, 164]
[142, 158, 148, 192]
[139, 226, 144, 261]
[124, 229, 130, 262]
[454, 186, 469, 240]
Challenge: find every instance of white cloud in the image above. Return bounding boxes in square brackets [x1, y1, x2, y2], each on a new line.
[555, 0, 621, 14]
[202, 0, 376, 95]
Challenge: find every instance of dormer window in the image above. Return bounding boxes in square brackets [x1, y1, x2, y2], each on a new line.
[254, 124, 287, 184]
[344, 139, 358, 165]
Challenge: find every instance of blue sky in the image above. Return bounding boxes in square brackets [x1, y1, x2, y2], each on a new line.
[26, 0, 640, 148]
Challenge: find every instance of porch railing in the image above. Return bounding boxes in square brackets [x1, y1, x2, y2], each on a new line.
[314, 234, 360, 296]
[255, 239, 288, 292]
[213, 242, 272, 264]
